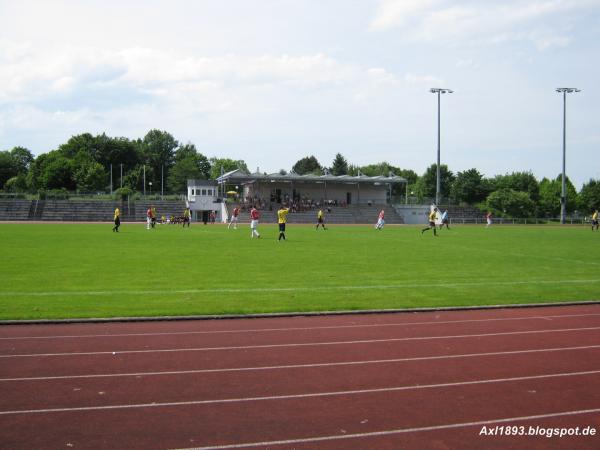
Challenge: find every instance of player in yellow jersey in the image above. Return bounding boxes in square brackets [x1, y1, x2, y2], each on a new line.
[183, 207, 191, 228]
[316, 208, 327, 230]
[277, 205, 290, 241]
[421, 207, 438, 236]
[112, 207, 120, 232]
[592, 210, 599, 231]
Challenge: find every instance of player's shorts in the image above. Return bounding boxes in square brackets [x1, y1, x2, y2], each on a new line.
[114, 217, 120, 226]
[429, 221, 435, 227]
[592, 220, 599, 226]
[231, 216, 238, 222]
[279, 223, 286, 232]
[251, 220, 258, 229]
[317, 217, 323, 223]
[442, 219, 448, 224]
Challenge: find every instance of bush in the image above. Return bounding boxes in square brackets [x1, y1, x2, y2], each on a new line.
[486, 189, 535, 218]
[114, 187, 134, 201]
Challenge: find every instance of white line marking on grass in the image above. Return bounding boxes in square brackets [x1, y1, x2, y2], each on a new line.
[3, 312, 600, 341]
[1, 278, 600, 297]
[1, 370, 599, 416]
[2, 344, 600, 382]
[2, 326, 600, 358]
[180, 407, 600, 449]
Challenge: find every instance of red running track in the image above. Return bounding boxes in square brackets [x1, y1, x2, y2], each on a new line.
[1, 304, 600, 449]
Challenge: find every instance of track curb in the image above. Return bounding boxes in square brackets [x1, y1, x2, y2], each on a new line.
[1, 300, 599, 325]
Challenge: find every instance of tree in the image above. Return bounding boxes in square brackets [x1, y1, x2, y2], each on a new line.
[74, 162, 107, 192]
[209, 158, 249, 180]
[0, 151, 16, 189]
[169, 153, 212, 192]
[492, 172, 539, 202]
[486, 188, 535, 218]
[450, 168, 490, 204]
[579, 179, 600, 212]
[139, 129, 178, 187]
[486, 189, 535, 217]
[37, 152, 76, 190]
[4, 175, 28, 192]
[416, 164, 455, 202]
[10, 147, 34, 174]
[537, 175, 578, 217]
[291, 156, 322, 175]
[330, 153, 348, 176]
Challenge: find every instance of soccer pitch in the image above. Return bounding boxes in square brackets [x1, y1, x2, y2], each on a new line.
[0, 223, 598, 320]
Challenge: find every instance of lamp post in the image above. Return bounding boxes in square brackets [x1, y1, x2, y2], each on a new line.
[556, 87, 580, 224]
[149, 181, 152, 196]
[430, 88, 453, 206]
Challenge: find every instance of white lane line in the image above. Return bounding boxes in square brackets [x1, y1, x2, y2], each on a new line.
[2, 326, 600, 358]
[182, 407, 600, 450]
[1, 369, 599, 416]
[1, 278, 599, 297]
[2, 344, 600, 382]
[3, 312, 600, 341]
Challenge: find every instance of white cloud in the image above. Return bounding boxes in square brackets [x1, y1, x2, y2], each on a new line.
[369, 0, 599, 49]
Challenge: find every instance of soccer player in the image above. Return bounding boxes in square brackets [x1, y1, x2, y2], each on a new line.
[277, 205, 290, 241]
[486, 211, 493, 228]
[146, 206, 153, 230]
[112, 207, 120, 232]
[421, 207, 438, 236]
[316, 208, 327, 230]
[592, 209, 599, 231]
[183, 207, 191, 227]
[375, 209, 385, 230]
[250, 206, 261, 238]
[151, 206, 157, 228]
[228, 206, 239, 229]
[440, 210, 450, 230]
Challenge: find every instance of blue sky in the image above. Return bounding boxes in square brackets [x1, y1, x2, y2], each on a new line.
[0, 0, 599, 187]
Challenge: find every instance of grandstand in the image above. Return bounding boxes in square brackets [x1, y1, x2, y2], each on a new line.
[225, 204, 404, 224]
[0, 199, 186, 222]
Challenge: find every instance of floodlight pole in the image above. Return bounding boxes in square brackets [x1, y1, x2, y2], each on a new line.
[430, 88, 453, 206]
[556, 87, 580, 224]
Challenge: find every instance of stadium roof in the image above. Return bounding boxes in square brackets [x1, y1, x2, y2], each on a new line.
[216, 169, 406, 185]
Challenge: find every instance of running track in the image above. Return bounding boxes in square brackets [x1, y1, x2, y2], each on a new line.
[1, 304, 599, 449]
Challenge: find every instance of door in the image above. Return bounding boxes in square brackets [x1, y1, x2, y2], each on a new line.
[346, 192, 352, 205]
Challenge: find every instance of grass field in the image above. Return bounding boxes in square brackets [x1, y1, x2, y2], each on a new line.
[0, 222, 598, 320]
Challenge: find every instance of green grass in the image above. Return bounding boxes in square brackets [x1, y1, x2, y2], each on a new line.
[0, 222, 598, 320]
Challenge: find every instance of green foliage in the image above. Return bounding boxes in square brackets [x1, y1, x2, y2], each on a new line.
[537, 175, 578, 216]
[578, 179, 600, 212]
[10, 147, 34, 174]
[74, 161, 107, 192]
[31, 152, 77, 191]
[114, 187, 134, 201]
[292, 155, 322, 175]
[169, 154, 211, 192]
[451, 168, 490, 204]
[492, 172, 539, 202]
[4, 175, 28, 192]
[330, 153, 348, 175]
[210, 158, 249, 179]
[139, 129, 179, 187]
[486, 188, 535, 217]
[416, 164, 455, 201]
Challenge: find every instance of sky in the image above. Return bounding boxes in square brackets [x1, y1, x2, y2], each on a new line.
[1, 0, 599, 188]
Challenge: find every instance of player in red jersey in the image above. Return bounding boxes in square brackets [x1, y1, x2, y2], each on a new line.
[375, 209, 385, 230]
[228, 206, 240, 229]
[250, 206, 261, 238]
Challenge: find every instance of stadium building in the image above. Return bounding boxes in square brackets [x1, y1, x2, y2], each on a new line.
[214, 169, 406, 206]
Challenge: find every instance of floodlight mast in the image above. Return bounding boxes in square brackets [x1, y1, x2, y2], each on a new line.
[556, 87, 581, 224]
[430, 88, 453, 205]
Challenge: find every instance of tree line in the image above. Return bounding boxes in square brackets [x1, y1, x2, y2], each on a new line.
[1, 131, 599, 217]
